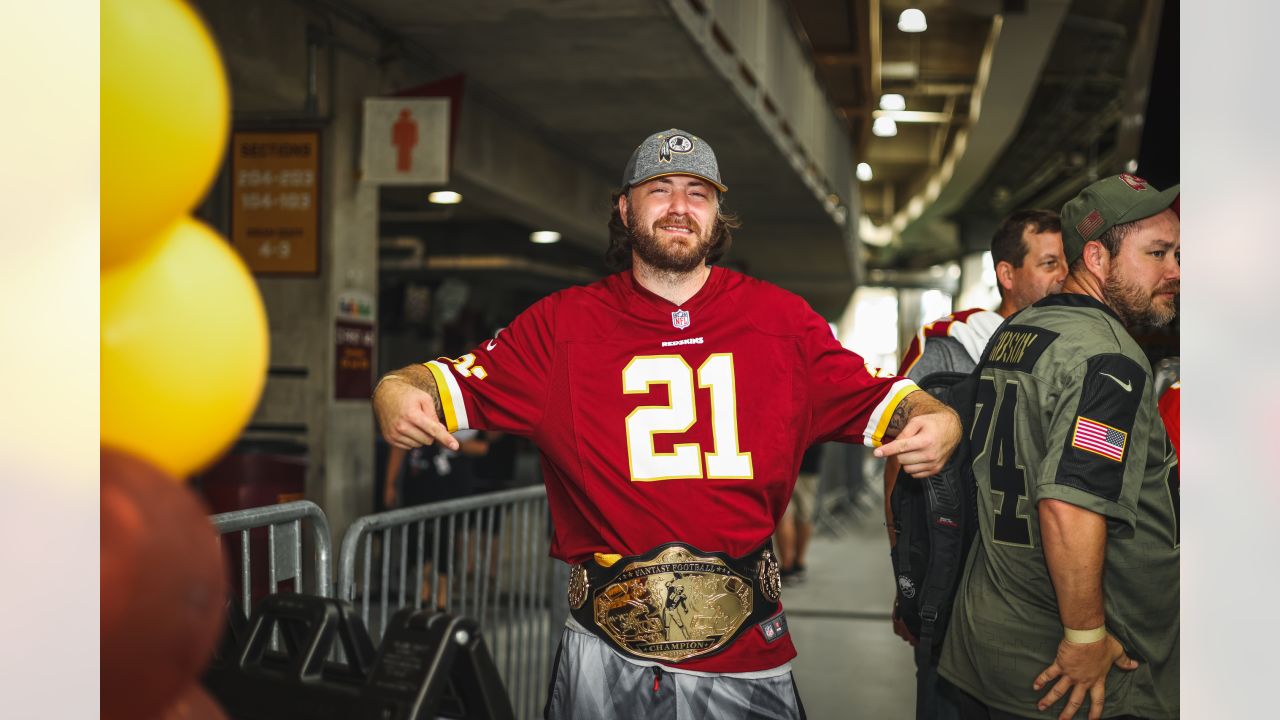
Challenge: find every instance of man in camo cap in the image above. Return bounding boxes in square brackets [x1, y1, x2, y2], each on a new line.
[939, 174, 1180, 719]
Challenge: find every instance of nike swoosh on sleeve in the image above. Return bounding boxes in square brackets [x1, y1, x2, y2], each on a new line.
[1099, 372, 1132, 392]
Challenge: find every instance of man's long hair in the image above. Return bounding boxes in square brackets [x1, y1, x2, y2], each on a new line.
[604, 189, 741, 271]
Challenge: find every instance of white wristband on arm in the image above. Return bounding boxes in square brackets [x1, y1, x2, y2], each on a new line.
[1063, 625, 1107, 644]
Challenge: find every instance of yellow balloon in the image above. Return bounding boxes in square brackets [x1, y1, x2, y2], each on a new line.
[102, 218, 269, 478]
[102, 0, 230, 267]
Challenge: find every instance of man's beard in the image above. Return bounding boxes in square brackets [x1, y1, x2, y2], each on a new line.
[628, 207, 715, 273]
[1103, 269, 1179, 327]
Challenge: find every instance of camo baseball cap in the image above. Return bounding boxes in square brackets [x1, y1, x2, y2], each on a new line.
[621, 129, 727, 192]
[1060, 173, 1179, 264]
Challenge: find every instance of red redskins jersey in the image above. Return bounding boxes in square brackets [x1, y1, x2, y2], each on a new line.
[897, 307, 1003, 376]
[1159, 381, 1180, 459]
[424, 267, 917, 671]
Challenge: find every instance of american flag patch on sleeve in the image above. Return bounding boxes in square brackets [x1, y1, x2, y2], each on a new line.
[1072, 416, 1128, 462]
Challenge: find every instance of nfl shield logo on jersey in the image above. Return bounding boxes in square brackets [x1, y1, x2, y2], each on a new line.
[671, 309, 691, 330]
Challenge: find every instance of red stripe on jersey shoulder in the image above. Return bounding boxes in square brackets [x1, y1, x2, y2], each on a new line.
[898, 308, 987, 375]
[922, 307, 986, 339]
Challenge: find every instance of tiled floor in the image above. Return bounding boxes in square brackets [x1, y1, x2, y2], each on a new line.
[783, 517, 918, 719]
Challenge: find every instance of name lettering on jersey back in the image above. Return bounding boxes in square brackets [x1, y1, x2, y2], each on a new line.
[661, 336, 704, 348]
[989, 331, 1037, 364]
[984, 325, 1058, 372]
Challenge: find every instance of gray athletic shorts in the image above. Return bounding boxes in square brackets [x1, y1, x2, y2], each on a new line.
[544, 618, 806, 720]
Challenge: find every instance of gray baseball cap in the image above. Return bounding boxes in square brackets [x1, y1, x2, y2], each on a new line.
[621, 129, 727, 192]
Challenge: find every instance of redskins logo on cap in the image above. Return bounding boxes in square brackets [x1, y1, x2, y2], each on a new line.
[659, 134, 694, 162]
[1119, 173, 1150, 191]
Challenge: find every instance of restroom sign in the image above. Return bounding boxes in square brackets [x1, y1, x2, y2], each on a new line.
[361, 98, 450, 184]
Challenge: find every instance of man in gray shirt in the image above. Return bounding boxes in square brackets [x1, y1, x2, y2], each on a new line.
[884, 208, 1067, 719]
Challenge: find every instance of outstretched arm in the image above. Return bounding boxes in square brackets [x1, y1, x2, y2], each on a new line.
[873, 390, 961, 478]
[373, 364, 460, 452]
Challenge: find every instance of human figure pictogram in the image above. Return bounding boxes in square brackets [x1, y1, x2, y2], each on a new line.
[392, 109, 418, 172]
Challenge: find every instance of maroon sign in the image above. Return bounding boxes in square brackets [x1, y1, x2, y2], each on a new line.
[335, 321, 375, 399]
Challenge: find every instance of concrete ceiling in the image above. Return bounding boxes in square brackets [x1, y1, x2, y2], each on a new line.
[349, 0, 1168, 312]
[787, 0, 1168, 270]
[788, 0, 993, 224]
[351, 0, 856, 317]
[959, 0, 1154, 228]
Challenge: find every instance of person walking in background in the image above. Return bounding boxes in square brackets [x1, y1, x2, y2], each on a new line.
[775, 444, 823, 584]
[382, 429, 490, 608]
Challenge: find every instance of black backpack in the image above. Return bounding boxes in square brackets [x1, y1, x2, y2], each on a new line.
[888, 368, 982, 714]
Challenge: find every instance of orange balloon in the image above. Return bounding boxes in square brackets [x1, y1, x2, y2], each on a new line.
[102, 0, 230, 266]
[102, 218, 268, 477]
[101, 448, 228, 720]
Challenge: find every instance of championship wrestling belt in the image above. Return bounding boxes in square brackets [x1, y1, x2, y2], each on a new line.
[567, 542, 782, 664]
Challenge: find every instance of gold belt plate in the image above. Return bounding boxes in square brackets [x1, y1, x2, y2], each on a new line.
[591, 546, 753, 663]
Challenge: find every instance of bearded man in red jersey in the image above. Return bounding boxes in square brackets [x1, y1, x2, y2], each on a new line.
[374, 128, 961, 719]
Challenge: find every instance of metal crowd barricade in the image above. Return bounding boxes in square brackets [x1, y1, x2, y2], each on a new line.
[211, 500, 334, 619]
[337, 485, 564, 720]
[812, 442, 871, 537]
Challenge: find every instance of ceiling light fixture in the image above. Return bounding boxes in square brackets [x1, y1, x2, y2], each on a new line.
[879, 93, 906, 111]
[872, 116, 898, 137]
[856, 162, 874, 182]
[898, 9, 927, 33]
[530, 230, 561, 244]
[428, 191, 462, 204]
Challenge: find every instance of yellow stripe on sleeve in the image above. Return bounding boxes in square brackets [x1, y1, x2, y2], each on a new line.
[870, 381, 921, 448]
[423, 362, 460, 432]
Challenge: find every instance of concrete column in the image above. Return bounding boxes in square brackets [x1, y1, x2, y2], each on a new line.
[320, 56, 381, 538]
[194, 0, 410, 541]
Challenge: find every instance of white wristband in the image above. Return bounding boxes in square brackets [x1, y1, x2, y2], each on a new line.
[1063, 625, 1107, 644]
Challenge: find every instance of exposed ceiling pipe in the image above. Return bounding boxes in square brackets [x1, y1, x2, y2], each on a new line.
[862, 0, 1070, 255]
[426, 255, 600, 283]
[379, 244, 599, 284]
[873, 110, 959, 124]
[996, 101, 1123, 212]
[1028, 146, 1123, 214]
[867, 0, 883, 151]
[1113, 0, 1166, 174]
[931, 95, 959, 166]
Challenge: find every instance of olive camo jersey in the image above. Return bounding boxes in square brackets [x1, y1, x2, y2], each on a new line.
[938, 294, 1179, 719]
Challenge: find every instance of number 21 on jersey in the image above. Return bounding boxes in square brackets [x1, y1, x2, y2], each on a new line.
[623, 354, 753, 482]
